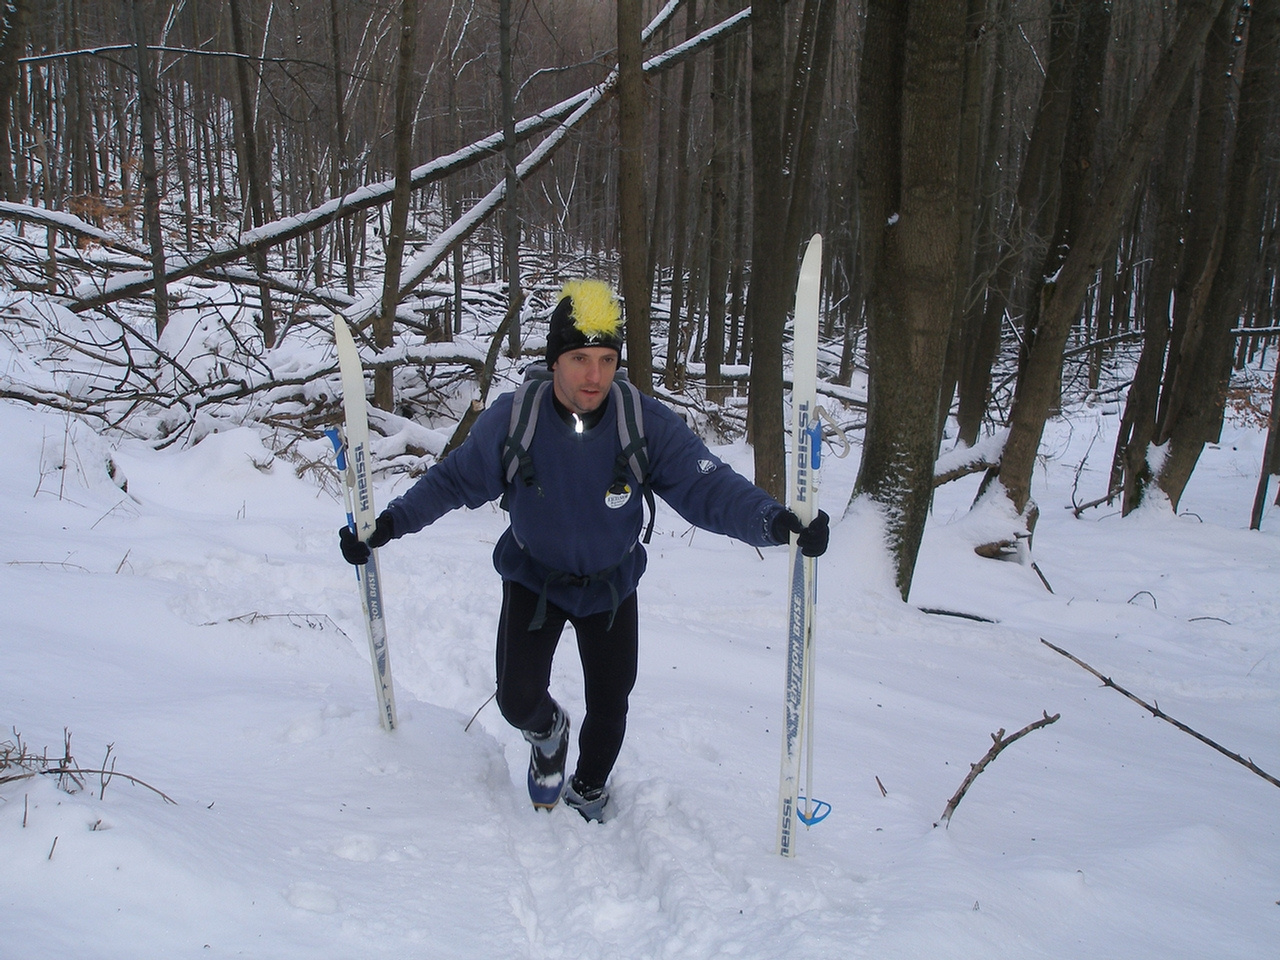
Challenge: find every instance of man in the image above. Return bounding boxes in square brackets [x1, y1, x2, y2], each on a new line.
[339, 279, 829, 821]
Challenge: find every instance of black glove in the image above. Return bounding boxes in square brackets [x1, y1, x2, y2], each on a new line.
[338, 510, 395, 565]
[771, 508, 830, 558]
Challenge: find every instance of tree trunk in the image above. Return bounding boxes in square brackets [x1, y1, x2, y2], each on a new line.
[996, 0, 1228, 518]
[0, 0, 30, 201]
[1017, 0, 1112, 414]
[854, 0, 966, 599]
[1109, 45, 1203, 514]
[1250, 336, 1280, 529]
[938, 0, 996, 442]
[664, 0, 698, 392]
[705, 0, 737, 405]
[374, 0, 420, 411]
[129, 0, 168, 338]
[1155, 0, 1242, 436]
[499, 0, 522, 356]
[227, 0, 276, 348]
[617, 0, 653, 391]
[1158, 0, 1280, 509]
[747, 0, 835, 500]
[957, 0, 1082, 445]
[328, 0, 356, 297]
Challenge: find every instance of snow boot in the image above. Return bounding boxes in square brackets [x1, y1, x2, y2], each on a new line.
[563, 776, 610, 823]
[523, 706, 569, 810]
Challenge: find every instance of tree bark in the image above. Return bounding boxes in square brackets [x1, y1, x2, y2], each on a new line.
[129, 0, 168, 338]
[705, 0, 738, 404]
[374, 0, 420, 411]
[328, 0, 355, 297]
[957, 0, 1081, 445]
[499, 0, 522, 357]
[227, 0, 276, 348]
[617, 0, 653, 391]
[854, 0, 967, 599]
[0, 0, 30, 202]
[747, 0, 835, 500]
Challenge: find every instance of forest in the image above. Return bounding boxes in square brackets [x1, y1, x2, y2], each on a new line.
[1, 0, 1278, 598]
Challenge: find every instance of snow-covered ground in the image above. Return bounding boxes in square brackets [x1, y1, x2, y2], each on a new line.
[2, 386, 1277, 958]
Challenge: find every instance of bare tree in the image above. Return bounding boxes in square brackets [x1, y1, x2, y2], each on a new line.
[747, 0, 836, 500]
[617, 0, 653, 390]
[373, 0, 420, 411]
[0, 0, 30, 201]
[227, 0, 277, 348]
[1157, 0, 1280, 508]
[129, 0, 168, 338]
[853, 0, 966, 598]
[995, 0, 1229, 521]
[499, 0, 523, 356]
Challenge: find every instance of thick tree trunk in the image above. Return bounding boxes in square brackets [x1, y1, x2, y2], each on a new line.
[748, 0, 834, 500]
[747, 0, 788, 490]
[854, 0, 966, 599]
[617, 0, 653, 391]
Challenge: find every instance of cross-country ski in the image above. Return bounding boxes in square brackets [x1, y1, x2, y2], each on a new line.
[778, 233, 826, 857]
[332, 314, 397, 732]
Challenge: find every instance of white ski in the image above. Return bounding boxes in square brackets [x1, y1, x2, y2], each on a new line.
[333, 315, 397, 732]
[777, 234, 824, 857]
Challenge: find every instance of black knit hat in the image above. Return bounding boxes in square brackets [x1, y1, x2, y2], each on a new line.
[545, 279, 624, 367]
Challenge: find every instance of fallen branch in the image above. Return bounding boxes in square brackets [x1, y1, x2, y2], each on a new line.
[1, 729, 177, 804]
[0, 767, 176, 804]
[936, 711, 1060, 827]
[1040, 638, 1280, 790]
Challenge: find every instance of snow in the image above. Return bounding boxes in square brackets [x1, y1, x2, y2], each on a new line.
[2, 391, 1278, 958]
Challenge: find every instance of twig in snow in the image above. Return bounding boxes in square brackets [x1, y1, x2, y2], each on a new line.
[0, 767, 177, 804]
[1040, 638, 1280, 789]
[1127, 590, 1157, 609]
[936, 711, 1060, 827]
[465, 692, 497, 733]
[98, 743, 116, 800]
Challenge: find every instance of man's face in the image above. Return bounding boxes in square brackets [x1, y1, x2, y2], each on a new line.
[551, 346, 619, 415]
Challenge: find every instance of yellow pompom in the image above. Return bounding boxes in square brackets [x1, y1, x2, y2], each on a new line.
[559, 279, 621, 339]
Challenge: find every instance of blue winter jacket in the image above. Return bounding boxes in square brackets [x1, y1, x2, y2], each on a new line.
[383, 382, 786, 618]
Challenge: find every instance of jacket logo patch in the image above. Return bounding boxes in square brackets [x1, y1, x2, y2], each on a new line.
[605, 483, 633, 509]
[697, 459, 717, 474]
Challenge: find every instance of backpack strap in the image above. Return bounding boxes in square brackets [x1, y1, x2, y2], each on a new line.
[501, 366, 655, 544]
[609, 378, 656, 544]
[502, 375, 551, 489]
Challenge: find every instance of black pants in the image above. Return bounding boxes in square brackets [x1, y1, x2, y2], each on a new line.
[495, 580, 638, 789]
